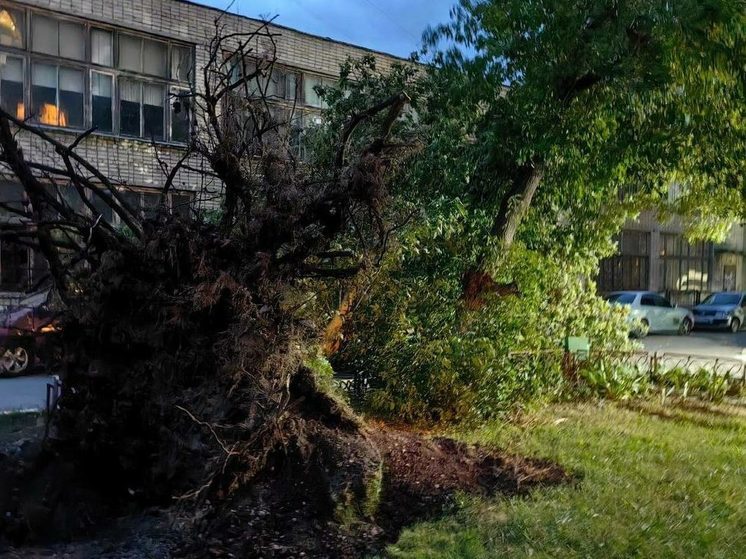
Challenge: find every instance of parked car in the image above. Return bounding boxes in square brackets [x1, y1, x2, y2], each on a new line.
[0, 290, 61, 377]
[692, 292, 746, 333]
[605, 291, 694, 338]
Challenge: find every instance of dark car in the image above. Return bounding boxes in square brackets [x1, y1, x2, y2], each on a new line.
[692, 292, 746, 333]
[0, 290, 61, 377]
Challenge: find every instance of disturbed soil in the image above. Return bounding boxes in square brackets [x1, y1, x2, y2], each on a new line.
[0, 421, 570, 559]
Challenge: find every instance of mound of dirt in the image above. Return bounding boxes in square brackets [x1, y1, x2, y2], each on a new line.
[1, 425, 571, 559]
[371, 428, 571, 538]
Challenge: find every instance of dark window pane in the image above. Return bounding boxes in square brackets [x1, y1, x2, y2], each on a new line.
[90, 192, 113, 224]
[59, 68, 83, 128]
[171, 92, 189, 143]
[120, 100, 140, 135]
[60, 185, 86, 214]
[143, 104, 164, 139]
[121, 190, 141, 218]
[143, 84, 164, 140]
[91, 73, 113, 132]
[0, 181, 25, 219]
[0, 241, 29, 291]
[120, 79, 141, 136]
[143, 192, 160, 219]
[171, 194, 191, 219]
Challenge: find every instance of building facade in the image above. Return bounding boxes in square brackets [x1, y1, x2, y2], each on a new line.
[0, 0, 404, 298]
[598, 210, 746, 306]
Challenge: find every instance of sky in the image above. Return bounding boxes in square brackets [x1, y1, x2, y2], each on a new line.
[198, 0, 456, 58]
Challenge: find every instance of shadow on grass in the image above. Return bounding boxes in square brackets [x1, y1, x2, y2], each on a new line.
[619, 399, 746, 432]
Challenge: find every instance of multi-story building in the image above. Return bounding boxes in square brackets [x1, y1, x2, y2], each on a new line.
[598, 210, 746, 306]
[0, 0, 404, 299]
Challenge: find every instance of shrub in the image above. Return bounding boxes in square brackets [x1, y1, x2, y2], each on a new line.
[334, 199, 632, 422]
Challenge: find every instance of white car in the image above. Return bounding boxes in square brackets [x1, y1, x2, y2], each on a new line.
[606, 291, 694, 337]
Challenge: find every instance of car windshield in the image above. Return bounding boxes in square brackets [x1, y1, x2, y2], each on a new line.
[606, 293, 636, 305]
[701, 293, 741, 306]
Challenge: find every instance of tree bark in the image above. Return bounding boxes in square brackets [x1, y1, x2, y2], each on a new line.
[492, 162, 545, 248]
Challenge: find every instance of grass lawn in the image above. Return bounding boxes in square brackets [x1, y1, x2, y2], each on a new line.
[387, 400, 746, 558]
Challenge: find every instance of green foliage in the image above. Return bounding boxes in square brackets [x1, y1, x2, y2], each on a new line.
[318, 0, 745, 422]
[426, 0, 746, 234]
[335, 197, 632, 422]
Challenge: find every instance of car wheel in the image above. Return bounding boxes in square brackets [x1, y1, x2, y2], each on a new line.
[678, 317, 693, 336]
[0, 346, 31, 377]
[730, 318, 741, 334]
[634, 319, 650, 339]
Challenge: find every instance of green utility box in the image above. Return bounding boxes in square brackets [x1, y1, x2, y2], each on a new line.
[565, 336, 591, 361]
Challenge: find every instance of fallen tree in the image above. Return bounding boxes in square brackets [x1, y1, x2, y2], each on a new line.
[0, 17, 411, 555]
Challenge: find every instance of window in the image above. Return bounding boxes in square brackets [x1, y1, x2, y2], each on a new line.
[0, 56, 23, 119]
[0, 10, 193, 142]
[32, 15, 85, 61]
[118, 34, 167, 78]
[58, 67, 83, 127]
[303, 75, 328, 108]
[0, 241, 29, 291]
[653, 295, 672, 308]
[171, 193, 191, 219]
[143, 83, 164, 139]
[119, 79, 164, 140]
[640, 295, 655, 307]
[90, 191, 113, 224]
[60, 185, 86, 214]
[171, 45, 191, 82]
[170, 89, 190, 143]
[143, 40, 167, 77]
[605, 293, 636, 305]
[91, 71, 113, 132]
[0, 8, 24, 49]
[119, 78, 141, 136]
[118, 34, 141, 72]
[32, 63, 83, 127]
[142, 192, 160, 219]
[91, 29, 113, 67]
[0, 181, 25, 220]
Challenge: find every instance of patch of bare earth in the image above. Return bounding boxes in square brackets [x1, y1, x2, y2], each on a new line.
[1, 425, 570, 559]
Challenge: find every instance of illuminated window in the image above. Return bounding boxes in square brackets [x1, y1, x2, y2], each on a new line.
[0, 56, 23, 119]
[31, 63, 83, 127]
[0, 8, 24, 49]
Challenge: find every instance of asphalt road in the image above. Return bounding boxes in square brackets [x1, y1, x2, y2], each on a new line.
[642, 330, 746, 361]
[1, 331, 744, 413]
[0, 374, 57, 414]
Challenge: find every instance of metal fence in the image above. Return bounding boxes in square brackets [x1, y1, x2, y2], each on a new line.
[334, 350, 746, 401]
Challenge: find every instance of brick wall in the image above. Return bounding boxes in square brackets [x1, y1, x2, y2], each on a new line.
[4, 0, 405, 203]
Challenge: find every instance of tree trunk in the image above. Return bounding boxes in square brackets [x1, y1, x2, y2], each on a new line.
[492, 162, 545, 248]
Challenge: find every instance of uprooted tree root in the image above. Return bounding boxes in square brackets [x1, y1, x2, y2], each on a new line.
[1, 417, 571, 559]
